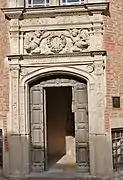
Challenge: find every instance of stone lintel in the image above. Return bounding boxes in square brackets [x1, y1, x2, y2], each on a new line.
[7, 51, 107, 61]
[2, 2, 109, 20]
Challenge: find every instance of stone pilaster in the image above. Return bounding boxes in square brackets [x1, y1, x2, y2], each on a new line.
[90, 59, 113, 177]
[9, 63, 20, 134]
[8, 61, 23, 177]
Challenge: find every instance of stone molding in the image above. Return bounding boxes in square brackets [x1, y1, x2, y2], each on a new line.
[2, 2, 109, 20]
[7, 52, 106, 83]
[8, 50, 106, 60]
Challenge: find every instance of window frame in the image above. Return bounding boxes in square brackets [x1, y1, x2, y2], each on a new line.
[60, 0, 85, 6]
[112, 96, 121, 109]
[112, 128, 123, 171]
[27, 0, 51, 7]
[26, 0, 86, 7]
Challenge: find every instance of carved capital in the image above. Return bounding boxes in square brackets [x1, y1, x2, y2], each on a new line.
[10, 64, 20, 71]
[94, 62, 105, 76]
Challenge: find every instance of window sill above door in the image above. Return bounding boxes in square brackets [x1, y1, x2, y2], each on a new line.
[2, 2, 109, 20]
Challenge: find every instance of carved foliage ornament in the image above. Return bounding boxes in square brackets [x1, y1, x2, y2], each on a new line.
[24, 28, 90, 54]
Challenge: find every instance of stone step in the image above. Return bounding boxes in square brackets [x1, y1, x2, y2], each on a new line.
[25, 171, 112, 180]
[26, 177, 112, 180]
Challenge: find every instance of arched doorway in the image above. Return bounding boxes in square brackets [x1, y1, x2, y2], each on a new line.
[29, 74, 89, 172]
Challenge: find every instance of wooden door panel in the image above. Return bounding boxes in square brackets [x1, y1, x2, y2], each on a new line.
[32, 148, 44, 163]
[77, 147, 88, 162]
[76, 129, 87, 142]
[73, 83, 89, 172]
[30, 85, 45, 171]
[32, 109, 41, 124]
[32, 90, 41, 105]
[76, 146, 89, 171]
[76, 90, 88, 104]
[76, 109, 87, 123]
[32, 129, 43, 145]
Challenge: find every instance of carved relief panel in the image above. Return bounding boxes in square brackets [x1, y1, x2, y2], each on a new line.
[24, 29, 90, 55]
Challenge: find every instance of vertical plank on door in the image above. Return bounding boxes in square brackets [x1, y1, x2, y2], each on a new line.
[30, 84, 45, 172]
[72, 83, 89, 172]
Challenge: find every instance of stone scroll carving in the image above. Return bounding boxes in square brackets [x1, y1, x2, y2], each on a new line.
[24, 28, 90, 54]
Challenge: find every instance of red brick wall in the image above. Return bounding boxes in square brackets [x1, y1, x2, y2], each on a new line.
[103, 0, 123, 131]
[0, 1, 9, 150]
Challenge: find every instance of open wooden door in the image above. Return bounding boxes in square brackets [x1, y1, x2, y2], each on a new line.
[30, 84, 45, 172]
[72, 83, 89, 172]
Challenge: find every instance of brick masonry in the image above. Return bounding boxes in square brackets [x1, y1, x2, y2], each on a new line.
[103, 0, 123, 132]
[0, 1, 9, 151]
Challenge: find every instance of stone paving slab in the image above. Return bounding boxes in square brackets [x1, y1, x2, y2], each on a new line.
[2, 170, 123, 180]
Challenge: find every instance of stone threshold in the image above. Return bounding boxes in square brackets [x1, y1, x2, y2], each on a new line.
[23, 170, 112, 180]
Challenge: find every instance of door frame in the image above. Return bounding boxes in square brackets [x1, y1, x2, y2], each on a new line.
[29, 77, 89, 172]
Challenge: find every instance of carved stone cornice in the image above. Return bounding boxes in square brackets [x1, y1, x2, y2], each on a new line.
[23, 3, 109, 18]
[7, 50, 107, 61]
[2, 2, 109, 20]
[2, 7, 24, 20]
[8, 55, 23, 61]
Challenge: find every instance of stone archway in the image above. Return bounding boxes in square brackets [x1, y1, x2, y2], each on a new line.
[29, 74, 89, 173]
[8, 61, 112, 178]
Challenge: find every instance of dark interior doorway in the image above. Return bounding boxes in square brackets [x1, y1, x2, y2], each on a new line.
[46, 87, 76, 170]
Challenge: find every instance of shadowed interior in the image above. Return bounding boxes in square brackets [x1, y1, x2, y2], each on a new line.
[46, 87, 76, 170]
